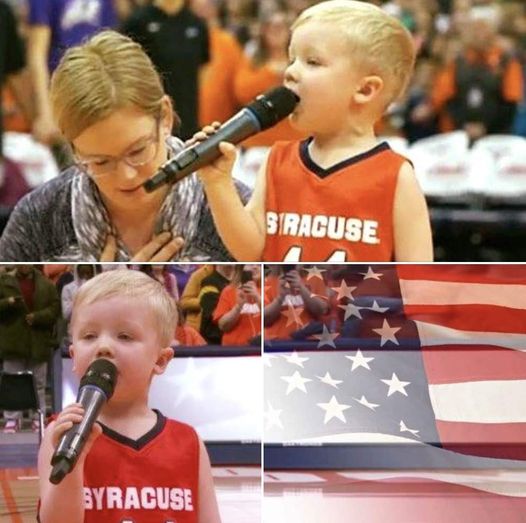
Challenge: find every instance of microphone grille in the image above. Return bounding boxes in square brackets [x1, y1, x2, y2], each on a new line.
[247, 86, 299, 131]
[80, 358, 118, 399]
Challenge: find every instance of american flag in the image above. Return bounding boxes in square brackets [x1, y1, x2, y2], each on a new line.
[264, 265, 526, 519]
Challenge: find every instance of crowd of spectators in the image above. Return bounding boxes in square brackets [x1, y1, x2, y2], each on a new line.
[1, 0, 524, 162]
[263, 264, 404, 344]
[0, 0, 525, 260]
[0, 263, 261, 432]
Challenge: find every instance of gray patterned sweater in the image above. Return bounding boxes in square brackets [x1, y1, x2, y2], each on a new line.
[0, 167, 250, 262]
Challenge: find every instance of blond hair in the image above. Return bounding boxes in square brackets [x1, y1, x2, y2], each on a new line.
[71, 269, 177, 347]
[50, 30, 168, 141]
[292, 0, 416, 103]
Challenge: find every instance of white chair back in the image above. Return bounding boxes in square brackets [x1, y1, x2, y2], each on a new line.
[3, 132, 59, 188]
[472, 135, 526, 199]
[409, 131, 472, 199]
[232, 146, 270, 190]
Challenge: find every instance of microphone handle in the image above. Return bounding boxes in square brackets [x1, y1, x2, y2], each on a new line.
[50, 386, 106, 484]
[144, 108, 261, 192]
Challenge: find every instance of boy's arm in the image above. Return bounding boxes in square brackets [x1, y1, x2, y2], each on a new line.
[38, 405, 102, 523]
[197, 436, 222, 523]
[38, 421, 85, 523]
[393, 161, 433, 262]
[198, 142, 267, 261]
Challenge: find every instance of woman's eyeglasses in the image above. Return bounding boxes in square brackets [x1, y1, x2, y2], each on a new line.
[74, 119, 161, 178]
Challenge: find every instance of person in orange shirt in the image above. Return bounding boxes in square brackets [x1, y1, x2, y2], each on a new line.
[431, 16, 523, 141]
[264, 265, 328, 341]
[174, 303, 207, 346]
[195, 1, 432, 262]
[213, 264, 261, 346]
[233, 7, 306, 148]
[190, 0, 244, 127]
[43, 264, 70, 285]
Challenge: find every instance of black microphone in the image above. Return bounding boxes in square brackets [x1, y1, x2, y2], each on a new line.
[49, 358, 117, 485]
[143, 86, 299, 192]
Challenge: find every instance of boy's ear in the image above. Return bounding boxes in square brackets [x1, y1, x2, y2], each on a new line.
[153, 346, 174, 375]
[69, 345, 76, 370]
[354, 75, 384, 105]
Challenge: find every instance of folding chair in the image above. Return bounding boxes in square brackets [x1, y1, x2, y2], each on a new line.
[409, 131, 475, 203]
[471, 135, 526, 204]
[0, 371, 45, 442]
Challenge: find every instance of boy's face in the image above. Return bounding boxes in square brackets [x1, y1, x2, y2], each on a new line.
[285, 21, 371, 132]
[69, 296, 173, 403]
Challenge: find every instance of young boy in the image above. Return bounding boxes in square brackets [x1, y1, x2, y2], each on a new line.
[197, 0, 433, 262]
[37, 270, 221, 522]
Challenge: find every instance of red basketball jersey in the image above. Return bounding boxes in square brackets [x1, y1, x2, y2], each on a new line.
[82, 411, 199, 523]
[262, 139, 407, 262]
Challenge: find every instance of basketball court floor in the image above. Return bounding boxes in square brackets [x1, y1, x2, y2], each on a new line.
[263, 469, 526, 523]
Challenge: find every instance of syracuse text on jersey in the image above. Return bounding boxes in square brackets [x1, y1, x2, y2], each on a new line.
[266, 211, 381, 262]
[83, 486, 194, 512]
[267, 212, 380, 244]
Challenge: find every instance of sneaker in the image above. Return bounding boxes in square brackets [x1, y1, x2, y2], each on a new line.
[3, 419, 20, 433]
[31, 420, 40, 433]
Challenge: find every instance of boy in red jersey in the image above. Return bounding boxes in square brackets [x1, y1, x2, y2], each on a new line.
[197, 0, 433, 262]
[38, 270, 221, 523]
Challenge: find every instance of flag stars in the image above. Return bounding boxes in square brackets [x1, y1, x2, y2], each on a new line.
[265, 402, 284, 430]
[317, 395, 351, 424]
[360, 267, 383, 280]
[284, 351, 309, 368]
[399, 420, 420, 438]
[281, 371, 312, 395]
[346, 349, 374, 371]
[372, 319, 401, 346]
[331, 280, 357, 301]
[314, 325, 339, 348]
[170, 357, 211, 407]
[281, 304, 304, 327]
[354, 395, 380, 411]
[369, 300, 389, 314]
[317, 372, 343, 388]
[339, 302, 363, 320]
[381, 373, 411, 397]
[305, 266, 326, 280]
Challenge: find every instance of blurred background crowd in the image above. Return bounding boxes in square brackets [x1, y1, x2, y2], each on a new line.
[1, 0, 526, 260]
[0, 263, 261, 432]
[264, 264, 393, 344]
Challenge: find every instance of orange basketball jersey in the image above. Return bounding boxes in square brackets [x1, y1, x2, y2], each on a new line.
[262, 139, 407, 262]
[82, 412, 199, 523]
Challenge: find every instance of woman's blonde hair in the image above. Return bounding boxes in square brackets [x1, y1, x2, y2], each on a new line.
[50, 30, 175, 141]
[71, 269, 177, 347]
[292, 0, 416, 103]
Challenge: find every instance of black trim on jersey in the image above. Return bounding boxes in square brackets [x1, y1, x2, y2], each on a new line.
[299, 138, 391, 179]
[99, 409, 166, 451]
